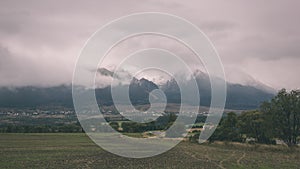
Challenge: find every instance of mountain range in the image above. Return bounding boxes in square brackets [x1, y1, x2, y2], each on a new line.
[0, 69, 275, 110]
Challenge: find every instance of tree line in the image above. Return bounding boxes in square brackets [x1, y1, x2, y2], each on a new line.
[0, 123, 83, 133]
[190, 89, 300, 147]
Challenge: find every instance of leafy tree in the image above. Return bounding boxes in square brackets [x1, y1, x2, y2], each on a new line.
[238, 111, 274, 144]
[261, 89, 300, 146]
[155, 113, 177, 129]
[189, 132, 200, 143]
[109, 122, 119, 131]
[121, 122, 147, 133]
[210, 112, 242, 142]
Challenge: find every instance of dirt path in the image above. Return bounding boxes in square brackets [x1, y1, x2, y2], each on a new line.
[218, 151, 236, 169]
[183, 147, 245, 169]
[237, 152, 246, 166]
[183, 151, 223, 169]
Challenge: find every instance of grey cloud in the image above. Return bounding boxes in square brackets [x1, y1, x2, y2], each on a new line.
[200, 20, 236, 32]
[0, 0, 299, 89]
[242, 36, 300, 61]
[97, 68, 115, 77]
[0, 43, 72, 87]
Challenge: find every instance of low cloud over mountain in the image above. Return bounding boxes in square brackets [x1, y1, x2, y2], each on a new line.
[0, 69, 274, 110]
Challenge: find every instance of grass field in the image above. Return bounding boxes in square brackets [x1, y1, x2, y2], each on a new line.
[0, 133, 299, 169]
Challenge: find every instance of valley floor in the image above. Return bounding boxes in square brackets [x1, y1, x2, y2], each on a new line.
[0, 133, 299, 169]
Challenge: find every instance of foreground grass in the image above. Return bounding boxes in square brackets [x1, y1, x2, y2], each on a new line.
[0, 133, 299, 169]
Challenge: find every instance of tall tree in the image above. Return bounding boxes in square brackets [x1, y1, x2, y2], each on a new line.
[238, 111, 273, 144]
[209, 112, 242, 142]
[261, 89, 300, 146]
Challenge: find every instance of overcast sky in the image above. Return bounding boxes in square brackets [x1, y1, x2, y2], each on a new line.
[0, 0, 299, 90]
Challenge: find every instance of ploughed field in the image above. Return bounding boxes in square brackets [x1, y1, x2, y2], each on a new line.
[0, 133, 299, 169]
